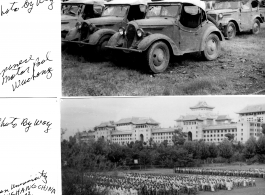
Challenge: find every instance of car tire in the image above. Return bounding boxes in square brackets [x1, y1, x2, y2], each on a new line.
[145, 41, 170, 74]
[201, 33, 220, 61]
[224, 22, 236, 40]
[251, 19, 260, 35]
[96, 35, 111, 60]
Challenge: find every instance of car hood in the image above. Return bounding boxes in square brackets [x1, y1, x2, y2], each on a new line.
[207, 9, 238, 15]
[133, 17, 174, 29]
[83, 16, 123, 26]
[61, 14, 78, 22]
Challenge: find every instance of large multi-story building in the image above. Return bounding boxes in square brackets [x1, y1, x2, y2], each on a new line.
[76, 102, 265, 145]
[236, 104, 265, 143]
[176, 101, 265, 144]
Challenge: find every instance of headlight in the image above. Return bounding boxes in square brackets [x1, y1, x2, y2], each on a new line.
[119, 27, 125, 36]
[89, 23, 96, 32]
[75, 21, 82, 29]
[218, 13, 223, 19]
[137, 29, 144, 38]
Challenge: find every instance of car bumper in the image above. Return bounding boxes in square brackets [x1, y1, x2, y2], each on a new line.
[105, 46, 143, 53]
[61, 40, 92, 45]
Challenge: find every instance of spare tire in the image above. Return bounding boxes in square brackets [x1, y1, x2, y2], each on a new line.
[207, 15, 219, 27]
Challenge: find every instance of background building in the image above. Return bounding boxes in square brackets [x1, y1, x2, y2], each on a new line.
[176, 101, 265, 144]
[76, 102, 265, 145]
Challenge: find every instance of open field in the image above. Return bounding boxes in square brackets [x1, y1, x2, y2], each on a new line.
[102, 164, 265, 195]
[62, 24, 265, 96]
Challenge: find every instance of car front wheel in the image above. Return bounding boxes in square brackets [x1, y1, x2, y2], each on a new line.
[224, 22, 236, 40]
[96, 35, 111, 60]
[251, 19, 260, 35]
[202, 34, 220, 61]
[146, 41, 170, 74]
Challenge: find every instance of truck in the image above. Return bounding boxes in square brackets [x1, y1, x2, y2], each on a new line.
[62, 0, 150, 58]
[61, 0, 104, 39]
[207, 0, 264, 39]
[106, 0, 224, 74]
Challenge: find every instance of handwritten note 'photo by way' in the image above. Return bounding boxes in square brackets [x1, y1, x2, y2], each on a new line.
[0, 0, 60, 97]
[0, 98, 61, 195]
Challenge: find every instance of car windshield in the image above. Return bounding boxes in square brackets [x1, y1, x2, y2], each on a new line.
[61, 4, 83, 16]
[146, 5, 180, 17]
[214, 1, 241, 9]
[101, 5, 129, 17]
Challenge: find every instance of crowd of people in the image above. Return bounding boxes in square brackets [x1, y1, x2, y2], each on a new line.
[87, 172, 257, 195]
[174, 167, 265, 178]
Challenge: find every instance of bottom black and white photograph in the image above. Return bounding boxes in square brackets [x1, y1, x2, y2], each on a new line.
[61, 96, 265, 195]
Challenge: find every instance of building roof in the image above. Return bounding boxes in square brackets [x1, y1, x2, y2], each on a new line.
[176, 115, 205, 121]
[149, 0, 206, 10]
[62, 0, 105, 6]
[111, 131, 132, 135]
[237, 104, 265, 114]
[96, 121, 115, 128]
[115, 117, 159, 125]
[216, 115, 232, 121]
[190, 101, 215, 110]
[152, 128, 176, 133]
[203, 124, 237, 131]
[106, 0, 151, 5]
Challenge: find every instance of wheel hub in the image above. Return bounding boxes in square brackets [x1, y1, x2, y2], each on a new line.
[253, 23, 258, 32]
[152, 48, 165, 67]
[206, 39, 216, 55]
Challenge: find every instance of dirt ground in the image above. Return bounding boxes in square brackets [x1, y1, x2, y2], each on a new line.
[62, 24, 265, 96]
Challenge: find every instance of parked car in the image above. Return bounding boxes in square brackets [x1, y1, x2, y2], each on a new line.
[61, 0, 105, 39]
[106, 0, 224, 74]
[62, 0, 150, 57]
[207, 0, 264, 39]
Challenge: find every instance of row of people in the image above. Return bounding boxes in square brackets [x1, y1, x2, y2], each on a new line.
[175, 167, 265, 178]
[87, 172, 256, 195]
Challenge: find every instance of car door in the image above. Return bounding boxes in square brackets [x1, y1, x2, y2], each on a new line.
[240, 1, 253, 30]
[178, 4, 204, 53]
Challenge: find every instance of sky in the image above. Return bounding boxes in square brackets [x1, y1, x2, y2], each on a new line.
[61, 96, 265, 139]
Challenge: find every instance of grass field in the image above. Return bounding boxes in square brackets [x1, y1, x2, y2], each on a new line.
[104, 164, 265, 195]
[62, 24, 265, 96]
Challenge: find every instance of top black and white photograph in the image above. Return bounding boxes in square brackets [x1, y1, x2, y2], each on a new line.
[61, 0, 265, 96]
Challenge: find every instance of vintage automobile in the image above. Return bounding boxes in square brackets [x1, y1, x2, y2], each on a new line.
[61, 0, 104, 39]
[106, 0, 224, 74]
[207, 0, 264, 39]
[62, 0, 151, 56]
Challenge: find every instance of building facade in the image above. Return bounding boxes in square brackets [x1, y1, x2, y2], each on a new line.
[176, 101, 265, 144]
[76, 102, 265, 145]
[236, 104, 265, 142]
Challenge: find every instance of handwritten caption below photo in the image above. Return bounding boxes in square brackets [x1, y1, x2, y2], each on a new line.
[0, 51, 53, 92]
[0, 117, 52, 133]
[0, 170, 56, 195]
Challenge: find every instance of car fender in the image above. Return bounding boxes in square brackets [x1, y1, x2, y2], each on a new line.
[107, 32, 124, 47]
[218, 17, 239, 27]
[200, 25, 224, 51]
[137, 34, 181, 55]
[252, 15, 264, 23]
[88, 29, 117, 45]
[64, 27, 80, 41]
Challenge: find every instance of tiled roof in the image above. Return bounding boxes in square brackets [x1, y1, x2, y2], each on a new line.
[115, 117, 159, 125]
[111, 131, 132, 135]
[97, 121, 115, 128]
[203, 124, 237, 130]
[216, 115, 232, 121]
[176, 115, 205, 121]
[152, 128, 176, 133]
[190, 101, 215, 109]
[237, 104, 265, 114]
